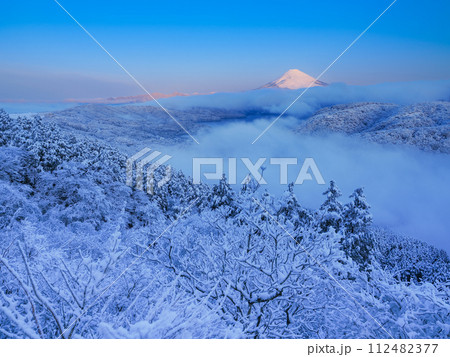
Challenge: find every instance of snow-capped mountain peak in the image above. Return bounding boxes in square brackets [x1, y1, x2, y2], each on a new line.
[260, 69, 327, 89]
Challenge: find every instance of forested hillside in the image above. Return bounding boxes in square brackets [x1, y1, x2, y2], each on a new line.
[297, 101, 450, 153]
[0, 110, 449, 338]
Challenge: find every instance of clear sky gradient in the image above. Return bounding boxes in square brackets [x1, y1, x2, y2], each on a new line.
[1, 0, 449, 101]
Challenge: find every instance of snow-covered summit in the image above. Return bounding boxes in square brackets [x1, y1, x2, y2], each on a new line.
[260, 69, 327, 89]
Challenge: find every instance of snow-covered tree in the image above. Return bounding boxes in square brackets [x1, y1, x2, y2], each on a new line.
[343, 188, 374, 268]
[318, 180, 343, 233]
[207, 174, 237, 217]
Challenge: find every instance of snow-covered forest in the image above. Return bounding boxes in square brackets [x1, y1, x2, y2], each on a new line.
[0, 109, 449, 338]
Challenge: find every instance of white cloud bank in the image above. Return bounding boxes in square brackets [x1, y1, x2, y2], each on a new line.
[158, 115, 450, 253]
[141, 81, 450, 251]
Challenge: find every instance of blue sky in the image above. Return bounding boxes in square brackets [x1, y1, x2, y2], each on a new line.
[1, 0, 449, 101]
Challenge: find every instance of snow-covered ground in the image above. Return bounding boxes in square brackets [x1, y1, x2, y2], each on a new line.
[41, 104, 246, 150]
[297, 101, 450, 153]
[1, 109, 449, 338]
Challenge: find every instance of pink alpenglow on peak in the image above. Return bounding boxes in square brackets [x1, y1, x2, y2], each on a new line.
[260, 69, 328, 90]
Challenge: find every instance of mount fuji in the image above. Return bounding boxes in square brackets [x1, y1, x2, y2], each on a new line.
[260, 69, 328, 89]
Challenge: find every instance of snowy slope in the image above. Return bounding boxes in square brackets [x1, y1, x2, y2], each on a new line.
[42, 104, 246, 151]
[1, 107, 450, 338]
[297, 101, 450, 153]
[39, 101, 450, 154]
[260, 69, 328, 89]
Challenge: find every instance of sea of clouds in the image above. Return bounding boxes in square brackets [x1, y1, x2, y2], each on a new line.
[2, 80, 450, 251]
[152, 80, 450, 252]
[161, 121, 450, 252]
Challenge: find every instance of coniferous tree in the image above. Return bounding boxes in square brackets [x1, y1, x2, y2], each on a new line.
[318, 180, 343, 233]
[209, 174, 235, 210]
[343, 187, 373, 268]
[277, 183, 311, 229]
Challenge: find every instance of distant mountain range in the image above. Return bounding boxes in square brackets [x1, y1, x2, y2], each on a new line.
[1, 69, 327, 106]
[63, 92, 191, 105]
[60, 69, 326, 104]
